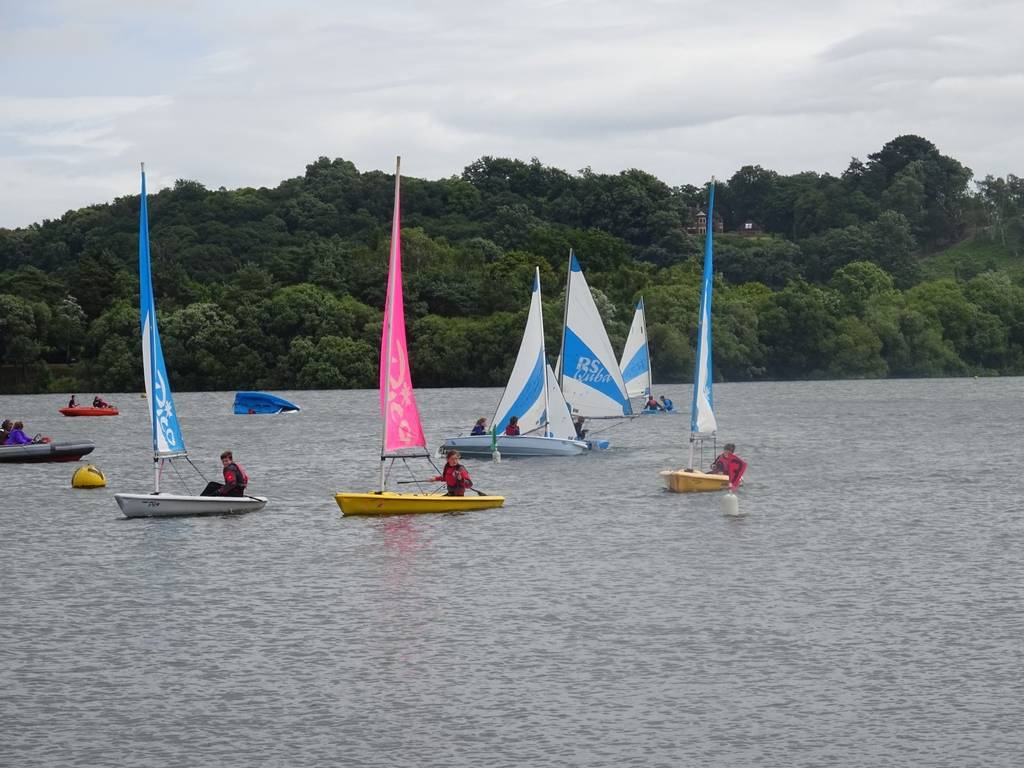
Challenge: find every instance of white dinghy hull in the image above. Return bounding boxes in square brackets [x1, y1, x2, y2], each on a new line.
[441, 434, 588, 457]
[115, 493, 268, 519]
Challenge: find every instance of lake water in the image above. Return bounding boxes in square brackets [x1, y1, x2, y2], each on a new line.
[1, 379, 1022, 767]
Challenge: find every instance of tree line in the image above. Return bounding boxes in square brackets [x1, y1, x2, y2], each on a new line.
[1, 134, 1023, 394]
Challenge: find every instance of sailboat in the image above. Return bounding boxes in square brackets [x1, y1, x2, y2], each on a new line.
[336, 158, 506, 515]
[661, 180, 730, 493]
[555, 251, 632, 446]
[115, 165, 268, 518]
[440, 268, 588, 458]
[619, 298, 676, 414]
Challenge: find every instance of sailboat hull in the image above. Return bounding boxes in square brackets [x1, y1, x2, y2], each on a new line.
[115, 493, 268, 518]
[440, 434, 589, 457]
[659, 469, 730, 493]
[336, 491, 505, 516]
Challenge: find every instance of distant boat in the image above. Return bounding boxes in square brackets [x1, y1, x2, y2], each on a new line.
[440, 268, 589, 457]
[0, 441, 94, 463]
[335, 158, 505, 516]
[233, 392, 300, 414]
[619, 298, 677, 415]
[556, 250, 633, 432]
[114, 164, 268, 519]
[661, 180, 730, 493]
[59, 406, 119, 417]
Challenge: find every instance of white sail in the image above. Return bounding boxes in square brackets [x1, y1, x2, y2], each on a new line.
[690, 183, 718, 438]
[559, 251, 633, 418]
[619, 297, 652, 398]
[492, 268, 550, 435]
[543, 363, 577, 440]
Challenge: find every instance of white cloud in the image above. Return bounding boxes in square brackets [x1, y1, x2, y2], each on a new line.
[1, 0, 1022, 227]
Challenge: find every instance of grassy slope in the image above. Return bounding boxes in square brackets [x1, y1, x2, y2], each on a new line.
[920, 235, 1023, 281]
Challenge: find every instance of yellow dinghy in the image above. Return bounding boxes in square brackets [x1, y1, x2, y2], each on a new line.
[336, 492, 505, 517]
[660, 469, 729, 494]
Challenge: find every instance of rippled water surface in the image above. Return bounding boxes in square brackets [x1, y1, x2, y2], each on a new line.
[2, 379, 1022, 767]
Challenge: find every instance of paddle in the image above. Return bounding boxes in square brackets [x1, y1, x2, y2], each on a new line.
[396, 479, 490, 496]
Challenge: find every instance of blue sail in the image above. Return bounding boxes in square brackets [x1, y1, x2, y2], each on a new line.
[690, 182, 718, 437]
[139, 166, 187, 457]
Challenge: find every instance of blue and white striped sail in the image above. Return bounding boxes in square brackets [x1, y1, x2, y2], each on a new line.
[559, 251, 633, 418]
[690, 182, 718, 438]
[491, 269, 575, 439]
[139, 166, 186, 458]
[618, 297, 653, 398]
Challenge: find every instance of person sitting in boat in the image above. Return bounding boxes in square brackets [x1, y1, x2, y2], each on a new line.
[645, 394, 664, 411]
[659, 395, 674, 411]
[201, 450, 249, 497]
[68, 394, 77, 408]
[710, 443, 747, 491]
[0, 419, 12, 444]
[92, 395, 112, 409]
[4, 421, 33, 445]
[504, 416, 521, 436]
[432, 450, 473, 497]
[573, 416, 588, 440]
[470, 417, 488, 436]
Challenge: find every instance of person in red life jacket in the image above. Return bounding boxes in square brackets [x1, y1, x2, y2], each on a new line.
[710, 443, 747, 491]
[504, 416, 521, 436]
[201, 450, 249, 496]
[92, 395, 111, 409]
[645, 394, 664, 411]
[432, 450, 473, 496]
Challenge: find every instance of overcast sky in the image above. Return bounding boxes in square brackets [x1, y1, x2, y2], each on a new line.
[1, 0, 1021, 228]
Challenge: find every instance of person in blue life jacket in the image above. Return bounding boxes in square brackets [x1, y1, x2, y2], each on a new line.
[201, 450, 249, 497]
[432, 450, 473, 496]
[470, 417, 487, 436]
[659, 395, 674, 411]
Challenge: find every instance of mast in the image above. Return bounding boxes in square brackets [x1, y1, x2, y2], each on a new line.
[139, 162, 160, 494]
[687, 178, 716, 471]
[640, 296, 653, 397]
[379, 156, 400, 492]
[536, 268, 552, 436]
[557, 248, 573, 391]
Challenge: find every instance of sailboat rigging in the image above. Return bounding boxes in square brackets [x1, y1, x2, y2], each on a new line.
[661, 180, 730, 493]
[336, 158, 505, 514]
[440, 268, 587, 457]
[114, 164, 267, 518]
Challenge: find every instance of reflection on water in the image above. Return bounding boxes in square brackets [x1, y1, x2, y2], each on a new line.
[1, 379, 1023, 767]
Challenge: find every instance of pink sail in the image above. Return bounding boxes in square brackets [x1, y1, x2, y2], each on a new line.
[379, 159, 427, 453]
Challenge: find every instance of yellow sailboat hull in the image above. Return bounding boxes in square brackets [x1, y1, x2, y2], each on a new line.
[335, 491, 506, 517]
[660, 469, 730, 493]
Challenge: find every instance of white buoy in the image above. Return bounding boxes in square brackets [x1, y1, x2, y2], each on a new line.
[720, 491, 740, 515]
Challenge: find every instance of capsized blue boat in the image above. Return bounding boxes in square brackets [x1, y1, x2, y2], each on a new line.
[233, 392, 301, 414]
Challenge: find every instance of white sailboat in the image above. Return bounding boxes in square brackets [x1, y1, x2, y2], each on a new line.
[336, 158, 506, 514]
[619, 297, 677, 414]
[661, 180, 730, 493]
[114, 165, 268, 518]
[441, 268, 588, 457]
[553, 251, 632, 449]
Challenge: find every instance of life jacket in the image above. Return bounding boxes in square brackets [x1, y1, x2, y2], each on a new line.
[711, 453, 746, 485]
[442, 463, 471, 496]
[225, 462, 249, 488]
[505, 424, 520, 435]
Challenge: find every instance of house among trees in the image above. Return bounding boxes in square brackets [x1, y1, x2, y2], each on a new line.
[686, 209, 724, 235]
[737, 219, 762, 236]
